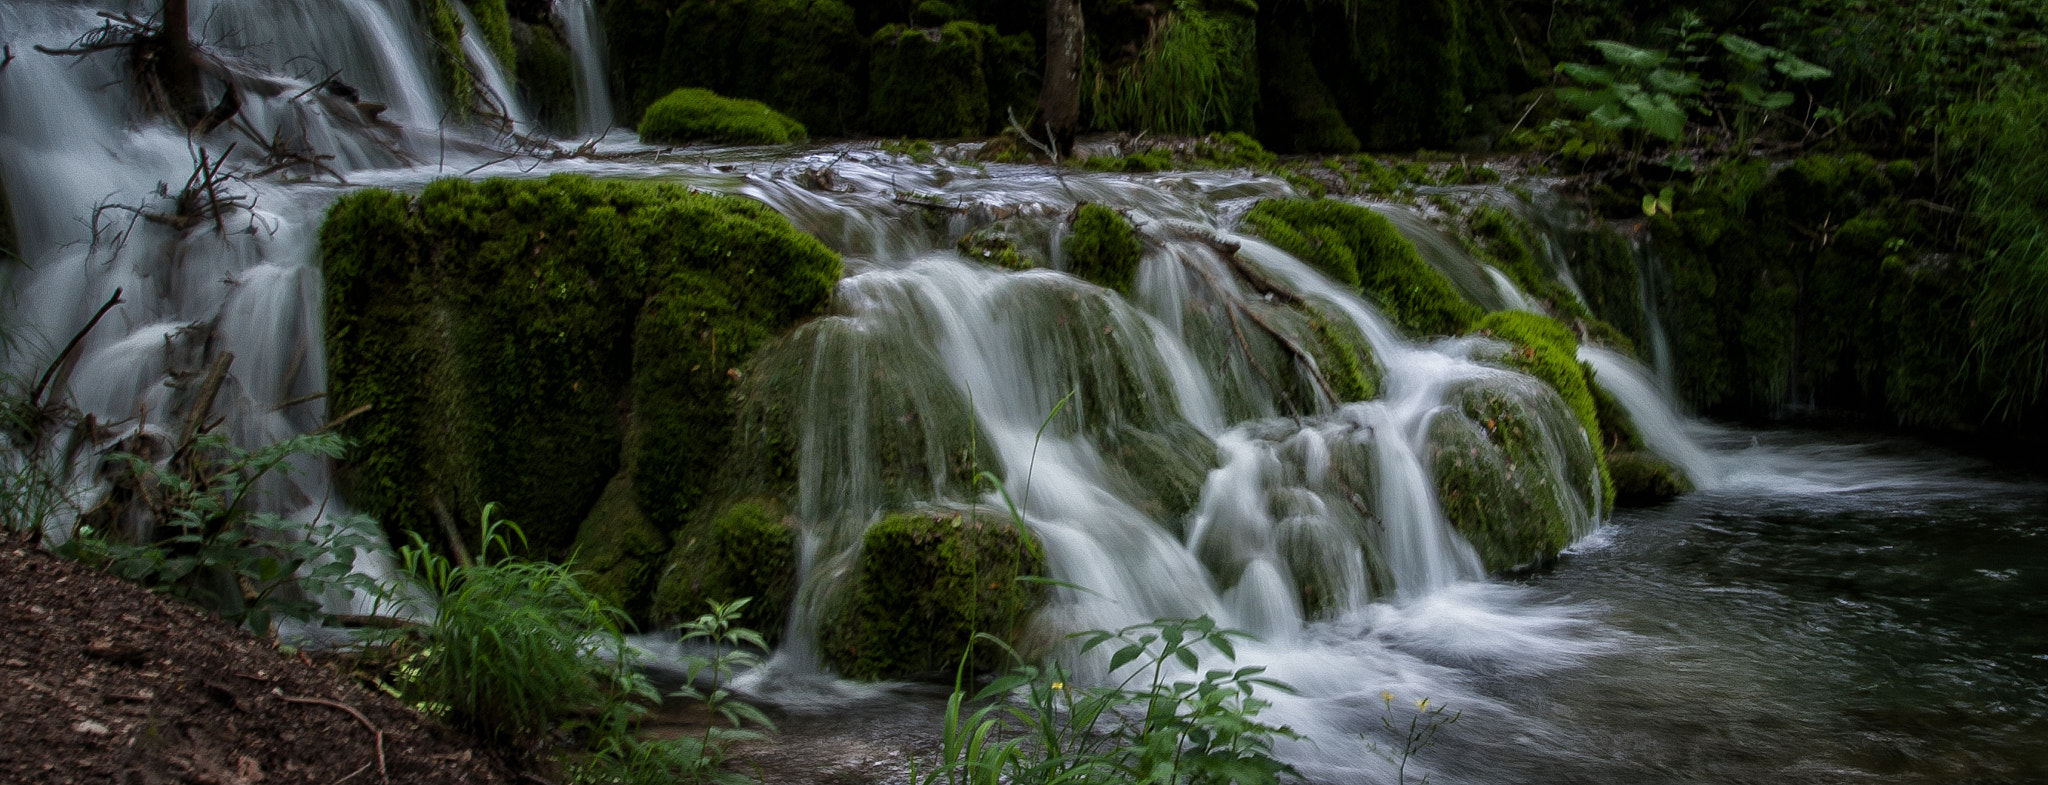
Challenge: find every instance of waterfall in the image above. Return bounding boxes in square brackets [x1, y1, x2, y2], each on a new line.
[1367, 202, 1521, 311]
[450, 0, 532, 133]
[552, 0, 616, 135]
[1580, 347, 1721, 488]
[1633, 239, 1680, 395]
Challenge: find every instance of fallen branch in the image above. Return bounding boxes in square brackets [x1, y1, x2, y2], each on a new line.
[272, 690, 387, 785]
[31, 288, 125, 410]
[1179, 253, 1342, 408]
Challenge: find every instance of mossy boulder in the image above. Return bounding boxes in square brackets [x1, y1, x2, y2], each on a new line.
[649, 499, 799, 638]
[1472, 311, 1612, 510]
[638, 88, 809, 145]
[819, 510, 1044, 680]
[1607, 451, 1692, 506]
[1427, 377, 1601, 572]
[1243, 199, 1482, 336]
[321, 176, 840, 590]
[869, 22, 1033, 137]
[609, 0, 865, 135]
[512, 21, 577, 133]
[1082, 133, 1277, 172]
[569, 473, 669, 617]
[1063, 203, 1144, 294]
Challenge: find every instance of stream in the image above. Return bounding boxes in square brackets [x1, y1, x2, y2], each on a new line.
[2, 2, 2044, 783]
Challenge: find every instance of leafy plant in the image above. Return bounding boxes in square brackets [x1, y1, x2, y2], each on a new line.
[56, 432, 383, 634]
[914, 616, 1302, 785]
[577, 597, 778, 785]
[393, 505, 655, 749]
[1556, 41, 1701, 143]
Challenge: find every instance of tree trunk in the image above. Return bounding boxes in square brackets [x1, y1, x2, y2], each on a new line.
[1039, 0, 1084, 157]
[157, 0, 208, 127]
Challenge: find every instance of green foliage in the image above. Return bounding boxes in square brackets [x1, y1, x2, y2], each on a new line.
[1959, 72, 2048, 423]
[1556, 40, 1701, 142]
[321, 176, 840, 574]
[639, 88, 809, 145]
[1063, 203, 1145, 295]
[1081, 133, 1277, 173]
[394, 506, 654, 748]
[426, 0, 475, 116]
[819, 510, 1043, 679]
[1087, 5, 1258, 135]
[53, 433, 384, 635]
[1242, 199, 1483, 336]
[915, 617, 1303, 785]
[574, 598, 775, 785]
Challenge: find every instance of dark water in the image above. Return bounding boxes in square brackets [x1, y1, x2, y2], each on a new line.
[1444, 427, 2048, 784]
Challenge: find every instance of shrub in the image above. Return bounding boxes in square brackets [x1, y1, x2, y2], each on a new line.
[638, 88, 808, 145]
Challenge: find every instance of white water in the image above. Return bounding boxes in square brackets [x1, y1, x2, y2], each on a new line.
[1581, 346, 1723, 488]
[552, 0, 616, 135]
[450, 0, 532, 134]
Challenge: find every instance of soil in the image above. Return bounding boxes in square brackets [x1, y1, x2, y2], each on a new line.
[0, 544, 518, 785]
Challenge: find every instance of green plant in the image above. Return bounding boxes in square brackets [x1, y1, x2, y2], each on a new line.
[394, 505, 655, 749]
[1365, 691, 1460, 785]
[1557, 41, 1701, 143]
[574, 597, 776, 785]
[56, 432, 384, 634]
[916, 617, 1302, 785]
[637, 88, 808, 145]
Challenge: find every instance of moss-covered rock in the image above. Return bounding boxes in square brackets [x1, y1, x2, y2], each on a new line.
[868, 21, 1024, 137]
[610, 0, 865, 135]
[1081, 133, 1276, 172]
[649, 499, 798, 637]
[1063, 203, 1144, 294]
[819, 509, 1043, 679]
[321, 176, 841, 592]
[1242, 199, 1482, 336]
[1563, 222, 1649, 352]
[1472, 311, 1612, 509]
[1607, 451, 1692, 506]
[467, 0, 516, 65]
[512, 21, 577, 134]
[958, 219, 1048, 270]
[1427, 376, 1600, 572]
[638, 88, 809, 145]
[569, 473, 670, 617]
[424, 0, 475, 115]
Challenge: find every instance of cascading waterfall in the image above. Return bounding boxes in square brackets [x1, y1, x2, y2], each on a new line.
[450, 0, 532, 133]
[552, 0, 615, 135]
[1579, 347, 1721, 488]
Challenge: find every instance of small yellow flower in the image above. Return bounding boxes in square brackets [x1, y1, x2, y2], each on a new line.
[1381, 691, 1394, 703]
[1052, 682, 1065, 691]
[1416, 698, 1430, 711]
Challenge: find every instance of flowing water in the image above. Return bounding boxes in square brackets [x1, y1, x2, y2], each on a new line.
[3, 3, 2043, 782]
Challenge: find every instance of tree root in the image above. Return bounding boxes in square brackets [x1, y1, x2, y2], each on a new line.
[271, 690, 388, 785]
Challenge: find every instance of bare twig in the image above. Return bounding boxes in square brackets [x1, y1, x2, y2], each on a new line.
[174, 351, 235, 457]
[312, 403, 371, 435]
[272, 690, 387, 785]
[31, 289, 125, 409]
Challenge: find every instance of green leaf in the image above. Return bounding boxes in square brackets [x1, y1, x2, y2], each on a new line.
[1110, 645, 1143, 673]
[1718, 34, 1776, 66]
[1557, 63, 1619, 87]
[1588, 102, 1635, 129]
[1755, 91, 1796, 110]
[1774, 54, 1832, 81]
[1590, 40, 1667, 69]
[1644, 68, 1702, 96]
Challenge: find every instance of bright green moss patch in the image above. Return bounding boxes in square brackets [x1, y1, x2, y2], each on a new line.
[638, 88, 808, 145]
[649, 499, 798, 638]
[322, 176, 840, 598]
[426, 0, 474, 115]
[1242, 199, 1483, 336]
[1473, 311, 1612, 509]
[1063, 203, 1144, 294]
[819, 510, 1043, 680]
[468, 0, 515, 66]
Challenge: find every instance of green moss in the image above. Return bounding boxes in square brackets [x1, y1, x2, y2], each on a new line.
[646, 0, 866, 135]
[1242, 199, 1483, 336]
[958, 219, 1046, 270]
[819, 510, 1044, 679]
[1063, 203, 1144, 294]
[569, 472, 670, 617]
[512, 21, 577, 133]
[322, 176, 840, 599]
[1427, 379, 1596, 572]
[467, 0, 516, 65]
[638, 88, 809, 145]
[869, 22, 1008, 137]
[649, 499, 798, 638]
[1305, 307, 1383, 402]
[1607, 451, 1692, 506]
[1099, 422, 1218, 527]
[425, 0, 475, 115]
[1082, 133, 1277, 173]
[911, 0, 958, 25]
[1473, 311, 1612, 509]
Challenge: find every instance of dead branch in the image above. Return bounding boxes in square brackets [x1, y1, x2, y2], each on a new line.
[31, 289, 125, 410]
[312, 403, 371, 436]
[271, 690, 387, 785]
[428, 496, 474, 569]
[174, 351, 234, 458]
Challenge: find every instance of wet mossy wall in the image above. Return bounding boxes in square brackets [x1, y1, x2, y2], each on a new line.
[320, 176, 841, 607]
[650, 499, 799, 639]
[1244, 199, 1484, 336]
[1473, 310, 1612, 508]
[1647, 155, 1997, 432]
[820, 510, 1044, 679]
[512, 20, 577, 133]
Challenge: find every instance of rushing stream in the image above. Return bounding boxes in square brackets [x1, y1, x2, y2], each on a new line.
[2, 2, 2043, 783]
